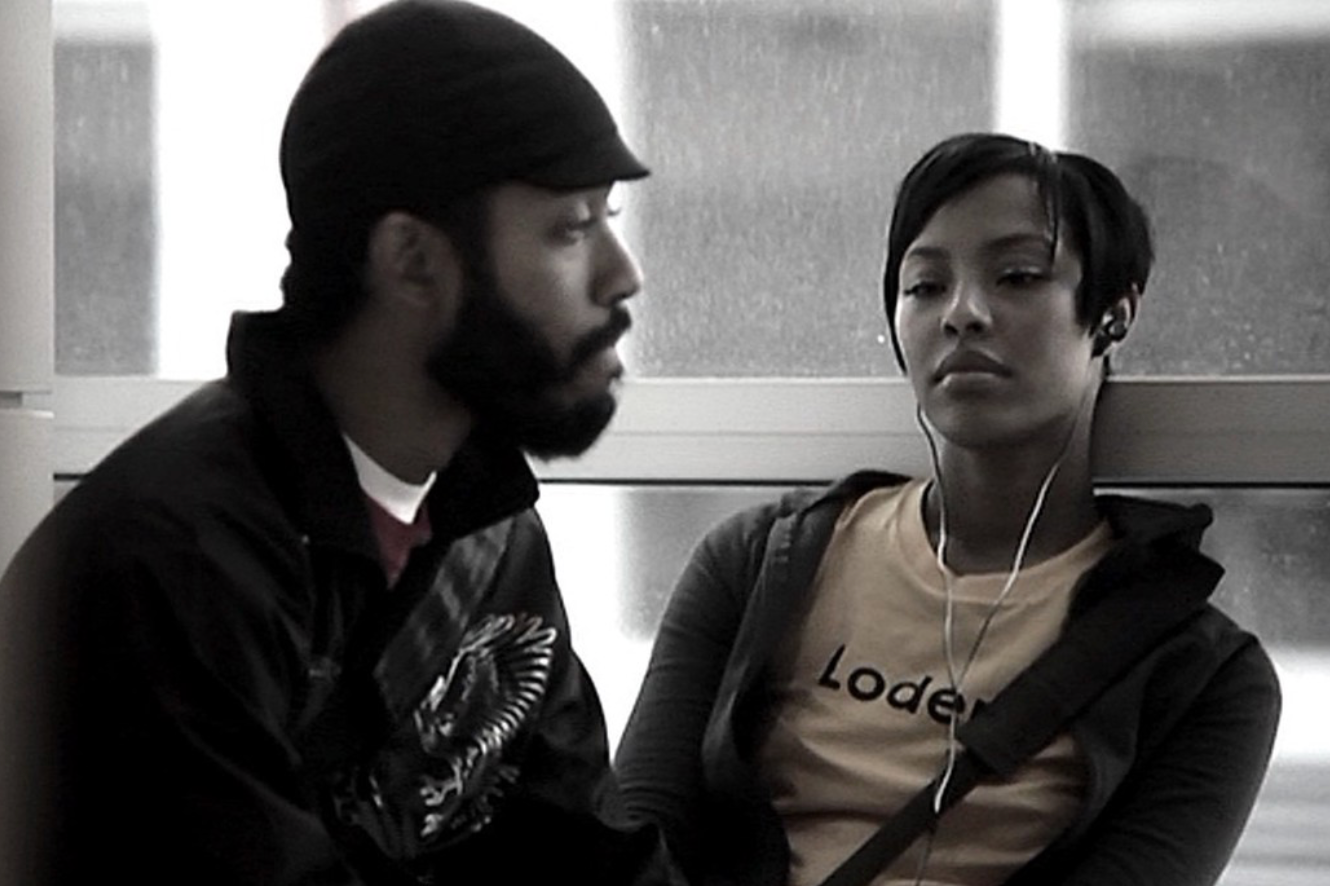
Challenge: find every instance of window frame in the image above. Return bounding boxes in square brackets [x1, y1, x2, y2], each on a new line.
[36, 0, 1330, 489]
[35, 376, 1330, 485]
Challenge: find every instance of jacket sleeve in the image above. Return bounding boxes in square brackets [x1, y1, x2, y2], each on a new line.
[1037, 637, 1281, 886]
[0, 498, 371, 886]
[614, 503, 777, 882]
[449, 510, 687, 886]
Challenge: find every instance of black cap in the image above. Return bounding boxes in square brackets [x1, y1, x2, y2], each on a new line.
[280, 0, 648, 242]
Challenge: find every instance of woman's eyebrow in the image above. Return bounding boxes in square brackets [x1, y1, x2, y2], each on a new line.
[904, 232, 1053, 263]
[980, 232, 1054, 254]
[901, 244, 948, 263]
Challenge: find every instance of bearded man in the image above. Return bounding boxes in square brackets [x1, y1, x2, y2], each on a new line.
[0, 3, 679, 884]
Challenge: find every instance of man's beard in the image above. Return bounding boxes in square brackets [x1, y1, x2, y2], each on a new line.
[425, 269, 630, 459]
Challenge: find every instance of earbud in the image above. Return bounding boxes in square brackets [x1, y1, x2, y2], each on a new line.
[1091, 309, 1129, 357]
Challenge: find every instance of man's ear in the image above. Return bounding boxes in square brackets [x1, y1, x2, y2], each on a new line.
[363, 211, 463, 314]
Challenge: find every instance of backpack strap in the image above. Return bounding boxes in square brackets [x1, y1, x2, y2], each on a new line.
[817, 546, 1221, 886]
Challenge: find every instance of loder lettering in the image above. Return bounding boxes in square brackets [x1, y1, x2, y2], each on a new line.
[817, 643, 980, 725]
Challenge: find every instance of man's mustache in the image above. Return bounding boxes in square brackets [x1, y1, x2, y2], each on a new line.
[568, 306, 632, 369]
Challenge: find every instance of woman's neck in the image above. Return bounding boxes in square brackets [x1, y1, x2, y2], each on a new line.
[923, 447, 1100, 575]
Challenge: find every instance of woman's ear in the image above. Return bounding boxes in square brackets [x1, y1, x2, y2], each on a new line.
[1092, 286, 1141, 356]
[1117, 284, 1141, 330]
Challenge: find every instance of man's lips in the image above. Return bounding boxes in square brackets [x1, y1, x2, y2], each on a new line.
[571, 307, 632, 369]
[564, 307, 633, 383]
[933, 349, 1011, 382]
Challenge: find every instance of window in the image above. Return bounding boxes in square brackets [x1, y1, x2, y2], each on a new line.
[43, 0, 1330, 483]
[49, 0, 1330, 378]
[53, 0, 324, 379]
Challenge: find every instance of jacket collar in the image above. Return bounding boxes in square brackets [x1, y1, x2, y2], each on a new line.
[802, 469, 1221, 602]
[1096, 493, 1214, 550]
[1074, 493, 1221, 615]
[224, 310, 538, 554]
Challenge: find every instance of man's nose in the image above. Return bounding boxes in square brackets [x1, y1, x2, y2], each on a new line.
[595, 225, 643, 306]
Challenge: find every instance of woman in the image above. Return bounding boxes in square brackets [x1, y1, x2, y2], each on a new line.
[614, 133, 1280, 886]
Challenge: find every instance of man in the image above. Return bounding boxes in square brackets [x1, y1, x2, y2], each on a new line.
[0, 2, 679, 883]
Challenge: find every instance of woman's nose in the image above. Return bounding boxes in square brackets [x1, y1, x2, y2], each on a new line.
[941, 279, 992, 336]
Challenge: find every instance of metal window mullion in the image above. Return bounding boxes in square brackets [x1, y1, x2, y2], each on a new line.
[0, 0, 55, 573]
[49, 377, 1330, 486]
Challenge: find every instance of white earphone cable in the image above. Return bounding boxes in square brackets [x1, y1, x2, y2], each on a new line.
[909, 378, 1092, 884]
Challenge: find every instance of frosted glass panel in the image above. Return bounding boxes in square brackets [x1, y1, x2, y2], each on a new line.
[1068, 3, 1330, 374]
[52, 0, 1330, 378]
[622, 0, 992, 378]
[54, 33, 156, 374]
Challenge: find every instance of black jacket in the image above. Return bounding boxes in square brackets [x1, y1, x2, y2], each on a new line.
[0, 311, 678, 885]
[615, 471, 1281, 886]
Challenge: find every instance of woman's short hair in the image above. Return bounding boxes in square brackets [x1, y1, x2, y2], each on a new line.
[881, 132, 1154, 369]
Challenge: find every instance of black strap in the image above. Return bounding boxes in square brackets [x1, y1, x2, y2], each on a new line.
[819, 752, 983, 886]
[814, 546, 1220, 886]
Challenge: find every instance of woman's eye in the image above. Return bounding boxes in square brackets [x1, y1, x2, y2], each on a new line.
[902, 280, 944, 298]
[999, 268, 1047, 287]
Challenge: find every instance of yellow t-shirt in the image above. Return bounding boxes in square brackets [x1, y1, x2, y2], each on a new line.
[757, 479, 1114, 886]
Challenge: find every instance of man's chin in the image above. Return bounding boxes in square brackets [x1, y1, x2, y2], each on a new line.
[501, 392, 618, 461]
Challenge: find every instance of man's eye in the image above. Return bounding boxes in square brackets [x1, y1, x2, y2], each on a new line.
[554, 217, 595, 242]
[556, 205, 622, 242]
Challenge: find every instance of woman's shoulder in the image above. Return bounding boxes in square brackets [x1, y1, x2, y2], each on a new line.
[702, 469, 915, 545]
[686, 471, 917, 592]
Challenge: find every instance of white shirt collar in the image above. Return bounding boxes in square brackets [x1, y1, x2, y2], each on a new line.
[343, 435, 436, 524]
